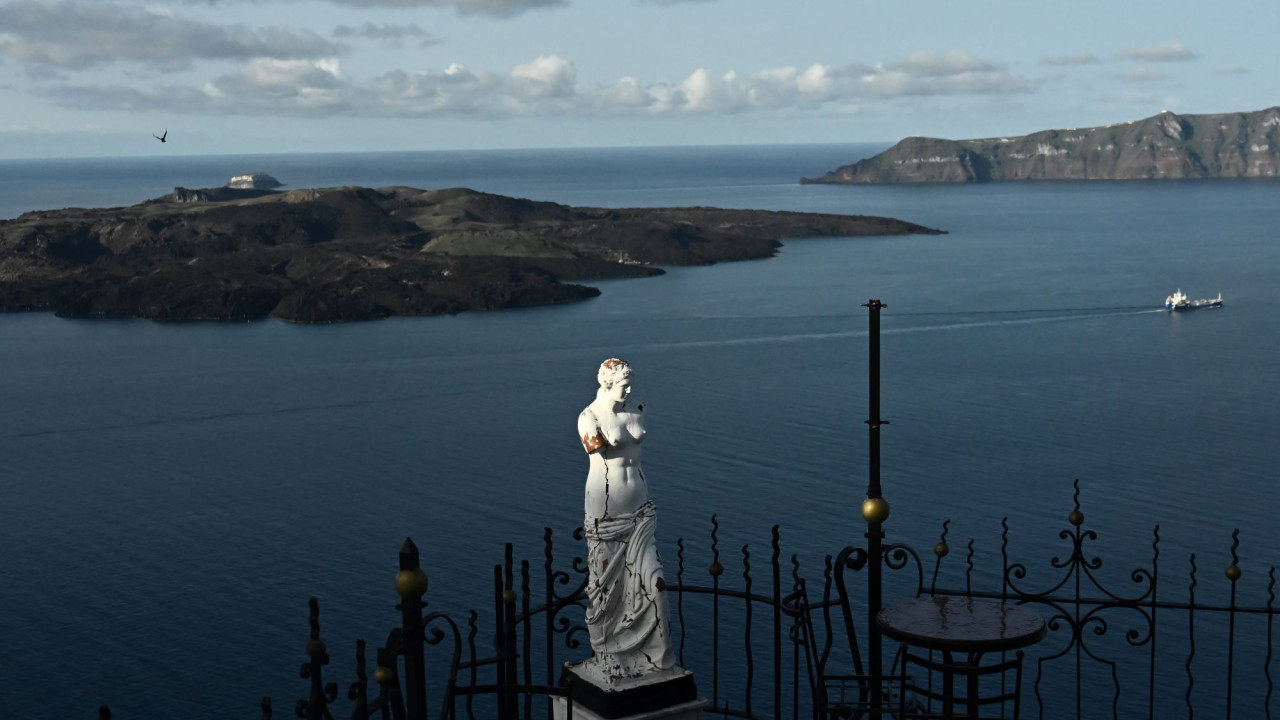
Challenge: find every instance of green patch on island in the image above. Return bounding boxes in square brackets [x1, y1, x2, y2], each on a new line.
[423, 229, 580, 259]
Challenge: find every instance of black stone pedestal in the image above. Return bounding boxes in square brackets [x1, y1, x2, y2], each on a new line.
[553, 663, 704, 720]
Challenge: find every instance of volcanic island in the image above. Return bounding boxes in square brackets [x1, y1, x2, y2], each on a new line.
[0, 184, 943, 323]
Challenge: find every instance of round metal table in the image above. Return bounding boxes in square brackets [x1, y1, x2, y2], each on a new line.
[877, 596, 1046, 654]
[877, 597, 1046, 718]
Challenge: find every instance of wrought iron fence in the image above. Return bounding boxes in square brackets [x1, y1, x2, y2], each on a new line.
[200, 479, 1274, 720]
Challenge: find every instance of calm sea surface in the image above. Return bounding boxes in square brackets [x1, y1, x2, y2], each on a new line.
[2, 145, 1278, 718]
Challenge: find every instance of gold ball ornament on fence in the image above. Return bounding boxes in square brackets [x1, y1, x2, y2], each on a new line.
[502, 589, 517, 605]
[934, 541, 950, 558]
[306, 638, 327, 659]
[1226, 565, 1242, 581]
[862, 497, 890, 524]
[395, 568, 428, 599]
[1068, 510, 1084, 527]
[709, 561, 724, 577]
[374, 667, 394, 685]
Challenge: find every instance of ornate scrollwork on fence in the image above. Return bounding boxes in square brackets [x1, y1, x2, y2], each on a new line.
[884, 540, 925, 596]
[544, 526, 589, 662]
[909, 478, 1280, 720]
[974, 480, 1154, 719]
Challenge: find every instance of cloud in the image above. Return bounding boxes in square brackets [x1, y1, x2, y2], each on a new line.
[213, 58, 351, 112]
[1039, 53, 1102, 67]
[879, 51, 997, 77]
[1214, 65, 1252, 75]
[856, 52, 1032, 97]
[1116, 42, 1198, 62]
[41, 52, 1034, 119]
[0, 1, 340, 71]
[510, 55, 576, 99]
[51, 58, 351, 115]
[621, 52, 1031, 115]
[332, 22, 440, 48]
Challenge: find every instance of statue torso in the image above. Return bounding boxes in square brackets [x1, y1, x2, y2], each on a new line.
[580, 405, 647, 519]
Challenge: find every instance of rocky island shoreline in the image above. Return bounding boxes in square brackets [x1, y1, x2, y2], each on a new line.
[0, 185, 943, 323]
[802, 106, 1280, 184]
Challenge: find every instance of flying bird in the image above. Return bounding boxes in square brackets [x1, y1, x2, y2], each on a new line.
[153, 130, 167, 143]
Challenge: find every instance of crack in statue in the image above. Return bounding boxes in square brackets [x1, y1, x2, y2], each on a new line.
[577, 358, 675, 682]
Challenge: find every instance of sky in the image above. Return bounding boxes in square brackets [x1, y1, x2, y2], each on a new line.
[1, 0, 1277, 159]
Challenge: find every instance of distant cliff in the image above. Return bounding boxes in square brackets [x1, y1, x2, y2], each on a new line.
[801, 107, 1280, 184]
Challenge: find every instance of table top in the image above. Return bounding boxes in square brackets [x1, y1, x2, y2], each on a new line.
[877, 597, 1046, 653]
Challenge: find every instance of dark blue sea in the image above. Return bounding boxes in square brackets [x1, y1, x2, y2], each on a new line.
[2, 145, 1278, 718]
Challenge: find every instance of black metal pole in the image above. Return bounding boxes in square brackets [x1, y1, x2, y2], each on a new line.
[862, 298, 889, 717]
[396, 538, 428, 720]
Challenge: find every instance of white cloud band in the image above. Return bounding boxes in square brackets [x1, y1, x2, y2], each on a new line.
[42, 51, 1033, 119]
[1116, 42, 1198, 62]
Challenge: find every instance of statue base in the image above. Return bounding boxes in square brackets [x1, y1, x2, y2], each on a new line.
[553, 662, 704, 720]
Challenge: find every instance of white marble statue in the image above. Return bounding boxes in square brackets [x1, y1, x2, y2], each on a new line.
[577, 358, 675, 680]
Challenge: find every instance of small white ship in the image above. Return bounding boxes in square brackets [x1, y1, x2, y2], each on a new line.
[1165, 289, 1223, 312]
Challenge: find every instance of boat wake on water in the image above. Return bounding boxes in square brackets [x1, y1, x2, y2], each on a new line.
[648, 307, 1167, 351]
[892, 305, 1157, 317]
[687, 304, 1160, 322]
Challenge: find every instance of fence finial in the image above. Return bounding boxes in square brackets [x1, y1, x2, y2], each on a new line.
[935, 519, 951, 558]
[1226, 529, 1242, 582]
[1068, 478, 1084, 526]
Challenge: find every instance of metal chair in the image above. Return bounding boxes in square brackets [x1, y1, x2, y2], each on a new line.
[786, 546, 891, 719]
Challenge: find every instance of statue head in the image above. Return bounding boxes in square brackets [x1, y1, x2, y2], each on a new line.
[597, 358, 633, 391]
